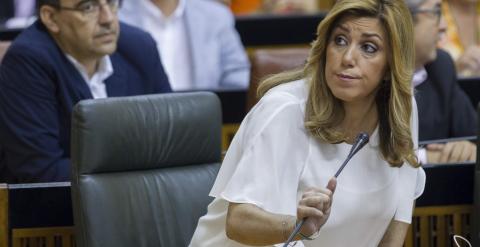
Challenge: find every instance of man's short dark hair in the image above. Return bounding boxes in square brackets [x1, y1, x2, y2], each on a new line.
[36, 0, 60, 15]
[404, 0, 427, 22]
[37, 0, 60, 7]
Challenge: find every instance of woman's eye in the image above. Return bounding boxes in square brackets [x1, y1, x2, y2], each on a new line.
[362, 43, 378, 54]
[334, 36, 346, 45]
[334, 36, 347, 46]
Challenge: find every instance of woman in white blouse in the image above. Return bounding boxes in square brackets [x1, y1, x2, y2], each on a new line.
[189, 0, 426, 246]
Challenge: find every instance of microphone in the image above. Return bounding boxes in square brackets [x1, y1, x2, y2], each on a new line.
[283, 132, 369, 247]
[335, 132, 369, 178]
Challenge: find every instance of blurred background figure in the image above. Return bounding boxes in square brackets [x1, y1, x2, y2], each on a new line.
[228, 0, 334, 15]
[261, 0, 319, 14]
[119, 0, 250, 91]
[228, 0, 261, 14]
[407, 0, 477, 164]
[439, 0, 480, 77]
[0, 0, 171, 183]
[0, 0, 36, 28]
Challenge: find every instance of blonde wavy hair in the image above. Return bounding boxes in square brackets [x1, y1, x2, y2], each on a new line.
[257, 0, 418, 167]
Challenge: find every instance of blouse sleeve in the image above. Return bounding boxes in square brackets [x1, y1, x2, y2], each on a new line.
[393, 97, 426, 223]
[209, 90, 310, 216]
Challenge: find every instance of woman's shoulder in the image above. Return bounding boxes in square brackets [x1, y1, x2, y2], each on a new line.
[262, 79, 309, 104]
[244, 80, 308, 136]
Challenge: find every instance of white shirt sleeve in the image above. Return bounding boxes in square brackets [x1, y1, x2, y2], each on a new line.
[417, 147, 428, 164]
[210, 91, 309, 216]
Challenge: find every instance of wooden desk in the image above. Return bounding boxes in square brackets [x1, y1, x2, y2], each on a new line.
[0, 163, 475, 247]
[0, 183, 74, 247]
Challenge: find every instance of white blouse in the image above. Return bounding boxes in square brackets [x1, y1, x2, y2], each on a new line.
[189, 79, 426, 247]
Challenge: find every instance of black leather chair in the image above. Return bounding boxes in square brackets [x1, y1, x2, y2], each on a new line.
[70, 92, 221, 247]
[247, 47, 310, 111]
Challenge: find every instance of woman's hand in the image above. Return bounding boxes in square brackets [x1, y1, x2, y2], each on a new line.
[297, 178, 337, 236]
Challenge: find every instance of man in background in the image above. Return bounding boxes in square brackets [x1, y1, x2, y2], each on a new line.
[119, 0, 250, 91]
[407, 0, 477, 163]
[0, 0, 171, 183]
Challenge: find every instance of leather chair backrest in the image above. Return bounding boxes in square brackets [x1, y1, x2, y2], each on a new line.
[0, 41, 11, 64]
[71, 92, 222, 247]
[247, 47, 310, 110]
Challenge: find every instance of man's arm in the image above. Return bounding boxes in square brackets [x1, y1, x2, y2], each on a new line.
[426, 141, 476, 163]
[445, 48, 477, 138]
[423, 50, 477, 164]
[217, 8, 250, 89]
[0, 45, 70, 182]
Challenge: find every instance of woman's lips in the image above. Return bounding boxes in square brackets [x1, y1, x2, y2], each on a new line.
[337, 73, 359, 80]
[337, 73, 360, 80]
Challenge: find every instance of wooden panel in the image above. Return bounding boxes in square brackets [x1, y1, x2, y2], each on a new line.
[0, 184, 8, 247]
[414, 205, 473, 216]
[12, 237, 21, 247]
[453, 213, 463, 236]
[1, 187, 474, 247]
[46, 235, 54, 247]
[420, 216, 430, 246]
[12, 227, 75, 247]
[12, 226, 74, 238]
[62, 235, 73, 247]
[436, 215, 446, 246]
[409, 205, 473, 247]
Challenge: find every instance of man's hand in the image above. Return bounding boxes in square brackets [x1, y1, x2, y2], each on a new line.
[426, 141, 476, 163]
[456, 45, 480, 77]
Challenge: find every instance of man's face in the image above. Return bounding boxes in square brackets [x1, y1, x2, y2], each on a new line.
[413, 0, 446, 67]
[53, 0, 120, 60]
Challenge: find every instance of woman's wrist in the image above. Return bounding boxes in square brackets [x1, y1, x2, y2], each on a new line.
[281, 216, 296, 241]
[299, 229, 320, 240]
[298, 219, 321, 241]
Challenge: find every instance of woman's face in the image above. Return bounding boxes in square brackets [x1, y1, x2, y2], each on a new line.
[325, 16, 389, 104]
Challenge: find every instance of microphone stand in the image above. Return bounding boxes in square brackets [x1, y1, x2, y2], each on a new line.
[282, 132, 369, 247]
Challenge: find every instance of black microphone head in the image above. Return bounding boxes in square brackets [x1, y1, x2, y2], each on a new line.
[356, 132, 369, 144]
[350, 132, 370, 157]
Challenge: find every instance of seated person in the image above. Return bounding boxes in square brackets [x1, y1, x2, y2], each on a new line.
[438, 0, 480, 77]
[407, 0, 477, 164]
[119, 0, 250, 91]
[0, 0, 171, 183]
[190, 0, 425, 246]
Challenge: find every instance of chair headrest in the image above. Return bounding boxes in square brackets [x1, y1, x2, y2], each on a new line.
[71, 92, 222, 174]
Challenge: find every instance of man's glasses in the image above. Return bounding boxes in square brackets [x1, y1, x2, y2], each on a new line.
[52, 0, 121, 17]
[411, 6, 442, 23]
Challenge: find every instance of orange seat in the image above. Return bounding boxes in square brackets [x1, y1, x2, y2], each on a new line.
[246, 47, 310, 110]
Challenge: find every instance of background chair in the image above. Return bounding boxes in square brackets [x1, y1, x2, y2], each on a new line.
[246, 47, 310, 110]
[70, 92, 222, 247]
